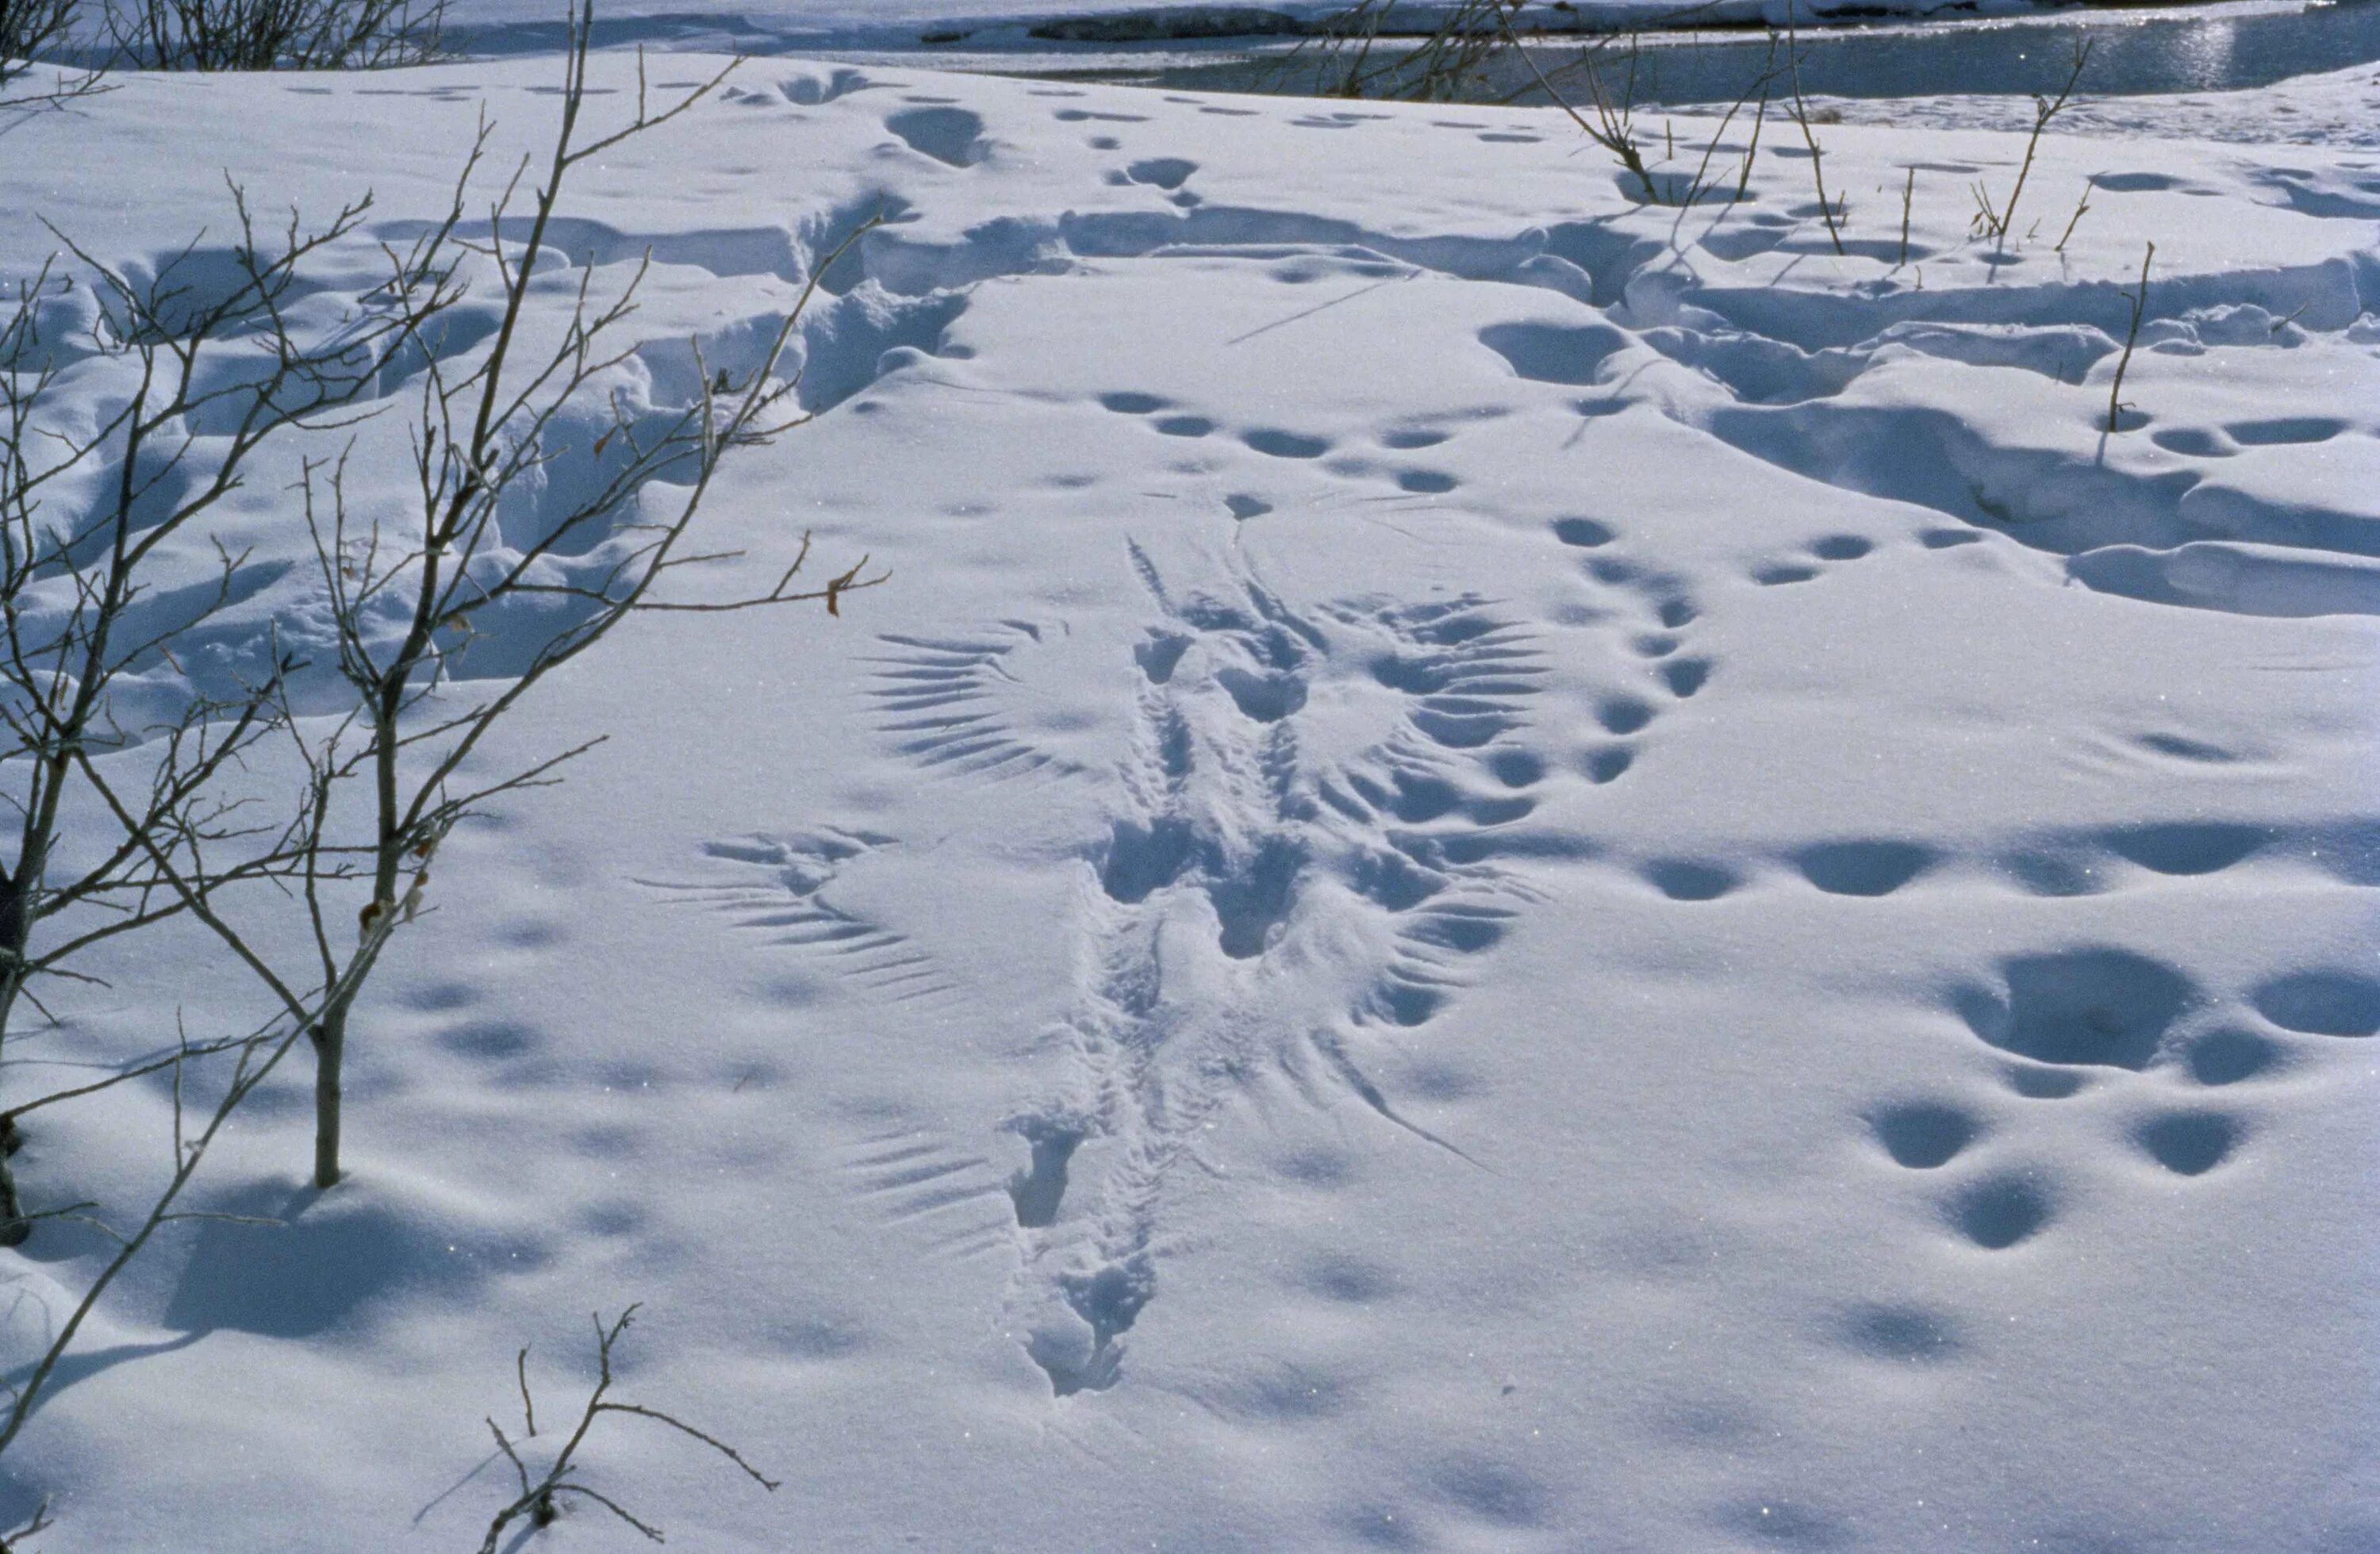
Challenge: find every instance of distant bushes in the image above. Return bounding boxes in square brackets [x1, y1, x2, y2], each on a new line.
[2, 0, 445, 77]
[106, 0, 445, 67]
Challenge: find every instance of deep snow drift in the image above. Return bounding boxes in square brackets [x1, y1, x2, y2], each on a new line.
[2, 31, 2377, 1552]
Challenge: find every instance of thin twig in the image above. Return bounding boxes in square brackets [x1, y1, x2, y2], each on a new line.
[2107, 240, 2154, 436]
[478, 1306, 777, 1552]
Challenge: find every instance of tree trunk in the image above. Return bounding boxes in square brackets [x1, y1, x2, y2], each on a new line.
[312, 1000, 349, 1188]
[0, 1118, 25, 1247]
[0, 884, 33, 1244]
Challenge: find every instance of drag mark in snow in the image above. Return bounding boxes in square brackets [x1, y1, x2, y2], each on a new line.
[1004, 551, 1548, 1395]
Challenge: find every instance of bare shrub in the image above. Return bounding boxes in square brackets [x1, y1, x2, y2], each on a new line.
[2106, 240, 2153, 435]
[478, 1306, 777, 1550]
[1782, 13, 1845, 255]
[1, 0, 77, 75]
[2, 0, 106, 110]
[1971, 36, 2092, 259]
[104, 0, 445, 69]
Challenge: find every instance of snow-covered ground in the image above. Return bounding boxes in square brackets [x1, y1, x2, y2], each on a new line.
[4, 26, 2378, 1552]
[1822, 56, 2380, 144]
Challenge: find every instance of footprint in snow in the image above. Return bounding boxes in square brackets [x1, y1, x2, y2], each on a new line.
[1751, 531, 1877, 587]
[885, 105, 988, 167]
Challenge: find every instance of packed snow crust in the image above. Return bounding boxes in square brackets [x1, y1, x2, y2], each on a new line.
[3, 31, 2378, 1552]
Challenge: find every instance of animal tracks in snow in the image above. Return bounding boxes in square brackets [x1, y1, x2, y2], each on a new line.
[1549, 512, 1704, 789]
[885, 103, 988, 167]
[996, 551, 1550, 1394]
[1835, 929, 2378, 1267]
[1089, 384, 1471, 505]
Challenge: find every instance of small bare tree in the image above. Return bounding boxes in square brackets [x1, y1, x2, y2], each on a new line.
[106, 1, 881, 1191]
[0, 193, 464, 1241]
[0, 927, 396, 1464]
[479, 1306, 777, 1550]
[0, 6, 873, 1530]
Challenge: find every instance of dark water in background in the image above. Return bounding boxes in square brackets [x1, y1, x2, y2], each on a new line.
[1131, 1, 2380, 103]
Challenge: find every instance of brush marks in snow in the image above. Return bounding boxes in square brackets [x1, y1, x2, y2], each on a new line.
[831, 1129, 1012, 1257]
[1328, 596, 1549, 1030]
[863, 624, 1084, 788]
[642, 828, 962, 1011]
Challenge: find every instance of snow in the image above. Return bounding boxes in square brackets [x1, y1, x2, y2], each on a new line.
[4, 23, 2379, 1552]
[1820, 58, 2380, 145]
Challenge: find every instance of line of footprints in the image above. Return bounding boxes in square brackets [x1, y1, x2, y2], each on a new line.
[1871, 949, 2378, 1255]
[1549, 513, 1709, 791]
[1545, 515, 2380, 1265]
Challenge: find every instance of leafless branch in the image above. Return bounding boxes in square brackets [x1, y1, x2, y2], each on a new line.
[477, 1306, 777, 1552]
